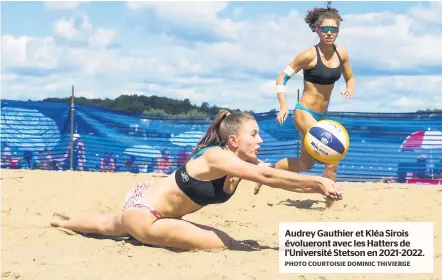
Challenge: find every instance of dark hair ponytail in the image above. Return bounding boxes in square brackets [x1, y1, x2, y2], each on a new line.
[188, 109, 230, 159]
[187, 109, 256, 161]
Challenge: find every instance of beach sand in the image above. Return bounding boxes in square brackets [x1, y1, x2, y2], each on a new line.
[2, 169, 441, 280]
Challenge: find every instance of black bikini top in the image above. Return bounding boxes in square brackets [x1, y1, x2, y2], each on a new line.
[303, 44, 343, 85]
[174, 146, 236, 206]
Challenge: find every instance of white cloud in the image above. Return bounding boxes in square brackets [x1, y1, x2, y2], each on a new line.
[43, 1, 80, 10]
[126, 2, 228, 23]
[1, 74, 17, 82]
[54, 18, 78, 40]
[125, 2, 152, 11]
[1, 35, 29, 66]
[1, 35, 62, 69]
[2, 74, 59, 100]
[408, 1, 442, 24]
[330, 75, 442, 112]
[233, 8, 243, 18]
[53, 16, 117, 48]
[393, 96, 425, 109]
[340, 12, 442, 70]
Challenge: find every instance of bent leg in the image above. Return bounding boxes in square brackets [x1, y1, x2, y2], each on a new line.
[273, 142, 315, 172]
[323, 164, 338, 181]
[50, 212, 129, 237]
[276, 108, 319, 172]
[121, 208, 231, 250]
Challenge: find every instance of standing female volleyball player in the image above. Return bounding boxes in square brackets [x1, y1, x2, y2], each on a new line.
[254, 3, 356, 194]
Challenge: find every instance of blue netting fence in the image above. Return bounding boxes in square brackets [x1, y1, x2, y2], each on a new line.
[2, 99, 442, 183]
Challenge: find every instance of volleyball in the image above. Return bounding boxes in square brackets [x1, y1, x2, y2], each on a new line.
[304, 120, 350, 165]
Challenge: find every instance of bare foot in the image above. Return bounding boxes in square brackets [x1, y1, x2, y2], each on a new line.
[50, 212, 70, 227]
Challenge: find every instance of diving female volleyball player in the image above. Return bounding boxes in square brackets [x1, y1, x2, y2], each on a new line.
[51, 110, 342, 251]
[253, 2, 356, 194]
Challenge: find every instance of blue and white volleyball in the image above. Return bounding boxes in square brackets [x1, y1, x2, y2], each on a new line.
[304, 120, 350, 165]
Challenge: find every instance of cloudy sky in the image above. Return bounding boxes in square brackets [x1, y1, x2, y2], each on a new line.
[2, 1, 441, 113]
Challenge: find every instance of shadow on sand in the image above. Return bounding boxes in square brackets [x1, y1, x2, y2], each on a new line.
[276, 198, 328, 211]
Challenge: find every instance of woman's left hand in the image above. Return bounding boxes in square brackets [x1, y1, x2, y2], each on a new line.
[341, 88, 354, 99]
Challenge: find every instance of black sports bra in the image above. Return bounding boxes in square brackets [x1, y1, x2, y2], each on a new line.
[174, 146, 236, 206]
[303, 44, 343, 85]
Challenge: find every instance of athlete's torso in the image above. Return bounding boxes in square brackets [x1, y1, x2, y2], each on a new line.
[175, 146, 236, 206]
[300, 44, 344, 112]
[141, 146, 239, 217]
[303, 44, 343, 85]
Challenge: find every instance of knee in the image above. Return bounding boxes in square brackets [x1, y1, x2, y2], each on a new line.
[121, 210, 159, 244]
[95, 216, 115, 234]
[97, 221, 113, 234]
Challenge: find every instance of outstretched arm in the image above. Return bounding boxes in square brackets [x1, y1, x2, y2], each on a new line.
[244, 157, 272, 195]
[205, 149, 342, 199]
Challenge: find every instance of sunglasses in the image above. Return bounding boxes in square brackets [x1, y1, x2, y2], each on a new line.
[319, 26, 339, 34]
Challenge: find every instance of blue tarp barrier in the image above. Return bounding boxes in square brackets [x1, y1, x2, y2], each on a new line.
[2, 99, 442, 182]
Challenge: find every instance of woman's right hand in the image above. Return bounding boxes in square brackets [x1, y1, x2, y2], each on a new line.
[317, 177, 343, 200]
[276, 106, 289, 125]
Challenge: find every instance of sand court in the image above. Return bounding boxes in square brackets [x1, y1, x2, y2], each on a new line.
[1, 169, 441, 280]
